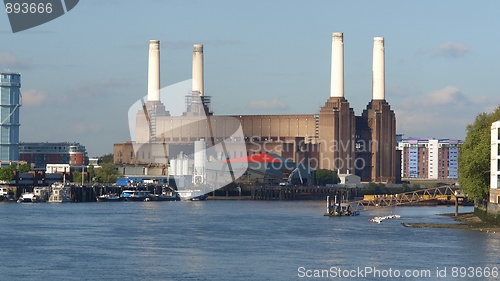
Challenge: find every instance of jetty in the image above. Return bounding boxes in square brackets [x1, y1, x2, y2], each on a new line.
[251, 186, 352, 201]
[325, 185, 467, 216]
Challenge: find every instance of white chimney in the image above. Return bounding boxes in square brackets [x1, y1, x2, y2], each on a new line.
[372, 37, 385, 100]
[148, 40, 160, 102]
[330, 32, 344, 98]
[192, 44, 204, 96]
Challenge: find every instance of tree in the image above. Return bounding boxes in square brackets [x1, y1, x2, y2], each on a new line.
[18, 163, 31, 173]
[93, 163, 122, 183]
[72, 171, 83, 184]
[99, 154, 114, 164]
[0, 165, 16, 182]
[315, 169, 340, 186]
[88, 165, 96, 183]
[458, 107, 500, 199]
[0, 164, 31, 182]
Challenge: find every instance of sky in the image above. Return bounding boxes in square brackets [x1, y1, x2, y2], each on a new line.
[0, 0, 499, 157]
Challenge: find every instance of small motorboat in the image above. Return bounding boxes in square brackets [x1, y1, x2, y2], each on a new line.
[96, 193, 123, 202]
[120, 190, 150, 201]
[17, 193, 39, 203]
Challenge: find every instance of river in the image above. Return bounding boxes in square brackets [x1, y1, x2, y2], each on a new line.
[1, 201, 499, 280]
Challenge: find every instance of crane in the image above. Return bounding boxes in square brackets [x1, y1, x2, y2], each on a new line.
[280, 167, 303, 186]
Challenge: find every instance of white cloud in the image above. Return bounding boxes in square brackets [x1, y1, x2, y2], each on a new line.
[394, 86, 498, 139]
[0, 52, 31, 70]
[22, 88, 48, 106]
[247, 98, 288, 111]
[425, 86, 467, 105]
[435, 42, 470, 58]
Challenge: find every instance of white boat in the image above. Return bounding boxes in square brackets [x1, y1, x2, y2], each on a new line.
[176, 189, 208, 201]
[17, 192, 38, 203]
[1, 186, 10, 201]
[48, 183, 72, 203]
[369, 214, 401, 224]
[120, 190, 150, 201]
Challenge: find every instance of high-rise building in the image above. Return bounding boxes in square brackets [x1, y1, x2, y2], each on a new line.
[398, 138, 461, 180]
[0, 72, 21, 166]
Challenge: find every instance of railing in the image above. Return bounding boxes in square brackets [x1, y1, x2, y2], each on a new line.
[349, 185, 460, 211]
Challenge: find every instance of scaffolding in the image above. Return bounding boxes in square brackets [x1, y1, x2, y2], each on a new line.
[185, 91, 212, 116]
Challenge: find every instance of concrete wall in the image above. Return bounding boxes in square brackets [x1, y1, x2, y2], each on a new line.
[475, 202, 500, 225]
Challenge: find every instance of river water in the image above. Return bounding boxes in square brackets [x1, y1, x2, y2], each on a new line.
[1, 201, 499, 280]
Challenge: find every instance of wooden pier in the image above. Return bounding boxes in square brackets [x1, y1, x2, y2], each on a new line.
[9, 185, 168, 203]
[71, 185, 168, 202]
[251, 186, 352, 201]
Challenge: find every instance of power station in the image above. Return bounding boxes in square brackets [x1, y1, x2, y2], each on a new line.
[114, 32, 398, 183]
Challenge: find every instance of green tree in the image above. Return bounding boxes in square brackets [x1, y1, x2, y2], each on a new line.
[88, 165, 96, 183]
[0, 163, 32, 182]
[315, 169, 340, 185]
[458, 107, 500, 199]
[99, 154, 114, 164]
[18, 163, 31, 173]
[0, 165, 16, 182]
[93, 163, 122, 183]
[72, 171, 83, 184]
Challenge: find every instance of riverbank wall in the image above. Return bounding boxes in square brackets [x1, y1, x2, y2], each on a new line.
[474, 200, 500, 225]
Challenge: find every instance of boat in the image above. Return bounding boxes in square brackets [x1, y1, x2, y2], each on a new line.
[120, 190, 151, 201]
[0, 186, 8, 201]
[17, 186, 50, 203]
[325, 195, 359, 216]
[17, 192, 38, 203]
[33, 187, 49, 202]
[48, 183, 72, 203]
[369, 214, 401, 224]
[176, 189, 208, 201]
[148, 187, 180, 201]
[96, 193, 123, 202]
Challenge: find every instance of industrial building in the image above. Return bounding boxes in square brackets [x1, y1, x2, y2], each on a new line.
[114, 33, 398, 183]
[397, 138, 461, 180]
[0, 72, 21, 166]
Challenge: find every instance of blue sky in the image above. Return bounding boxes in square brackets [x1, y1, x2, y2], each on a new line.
[1, 0, 499, 156]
